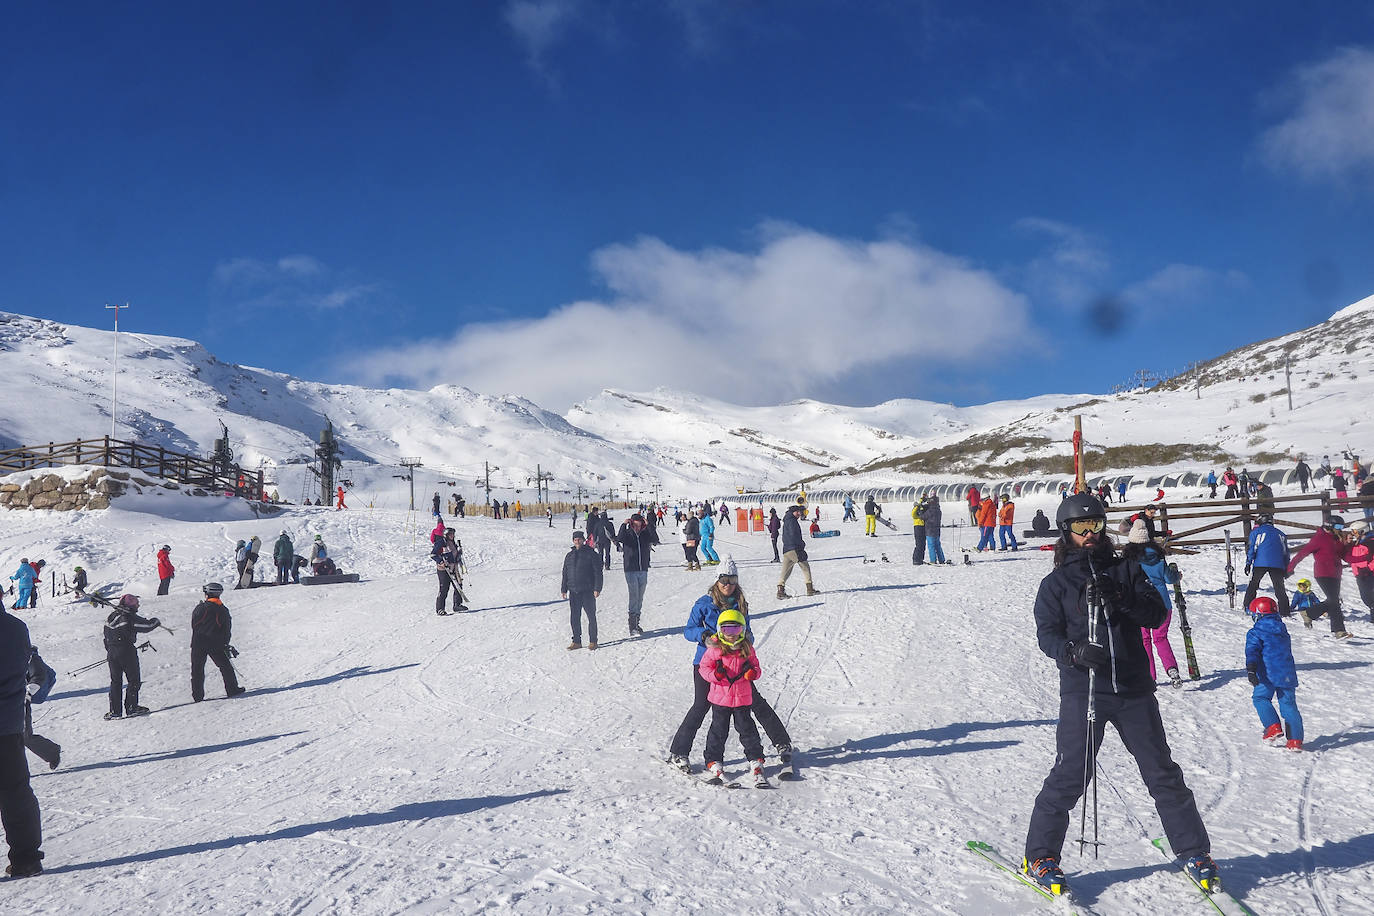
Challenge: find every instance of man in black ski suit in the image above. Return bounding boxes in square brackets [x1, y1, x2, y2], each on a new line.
[431, 529, 466, 615]
[560, 531, 602, 649]
[616, 513, 659, 636]
[1022, 493, 1215, 896]
[103, 595, 161, 719]
[0, 604, 43, 877]
[190, 583, 245, 702]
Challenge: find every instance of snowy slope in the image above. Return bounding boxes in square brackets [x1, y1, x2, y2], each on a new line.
[4, 493, 1372, 913]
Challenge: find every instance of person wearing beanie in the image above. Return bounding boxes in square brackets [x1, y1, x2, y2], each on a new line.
[560, 531, 602, 650]
[1122, 521, 1183, 688]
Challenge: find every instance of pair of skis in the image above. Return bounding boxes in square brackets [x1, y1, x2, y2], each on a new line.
[967, 839, 1257, 915]
[1168, 563, 1202, 680]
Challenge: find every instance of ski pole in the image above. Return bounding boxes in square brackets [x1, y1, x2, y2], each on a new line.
[67, 657, 109, 677]
[158, 622, 176, 636]
[137, 640, 157, 653]
[1079, 557, 1106, 859]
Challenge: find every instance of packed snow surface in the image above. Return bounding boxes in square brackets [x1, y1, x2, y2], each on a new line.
[4, 492, 1372, 913]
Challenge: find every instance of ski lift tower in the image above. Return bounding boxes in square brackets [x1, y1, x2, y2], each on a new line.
[310, 420, 343, 506]
[399, 457, 423, 510]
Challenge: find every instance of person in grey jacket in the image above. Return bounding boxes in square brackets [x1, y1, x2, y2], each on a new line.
[777, 505, 816, 599]
[920, 493, 948, 565]
[0, 605, 44, 877]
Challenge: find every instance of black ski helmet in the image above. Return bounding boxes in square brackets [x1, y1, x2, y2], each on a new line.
[1256, 513, 1274, 526]
[1056, 492, 1107, 533]
[1327, 515, 1346, 529]
[203, 582, 224, 598]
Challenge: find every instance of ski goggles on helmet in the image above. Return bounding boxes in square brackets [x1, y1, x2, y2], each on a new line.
[1066, 518, 1106, 535]
[717, 573, 738, 586]
[717, 622, 745, 637]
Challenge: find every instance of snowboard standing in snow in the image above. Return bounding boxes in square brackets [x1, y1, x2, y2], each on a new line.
[238, 536, 261, 590]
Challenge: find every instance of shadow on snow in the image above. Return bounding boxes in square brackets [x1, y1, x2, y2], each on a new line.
[52, 731, 307, 776]
[802, 719, 1054, 769]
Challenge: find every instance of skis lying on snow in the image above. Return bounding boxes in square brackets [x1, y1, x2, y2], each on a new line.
[1151, 837, 1257, 916]
[1168, 563, 1202, 679]
[965, 841, 1085, 912]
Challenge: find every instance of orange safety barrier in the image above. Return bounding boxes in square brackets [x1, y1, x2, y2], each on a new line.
[736, 507, 749, 532]
[751, 508, 766, 532]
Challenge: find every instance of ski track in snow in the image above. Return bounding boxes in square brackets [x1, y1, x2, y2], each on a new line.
[4, 496, 1374, 913]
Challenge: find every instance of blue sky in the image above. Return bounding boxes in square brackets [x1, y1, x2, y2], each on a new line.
[4, 1, 1374, 411]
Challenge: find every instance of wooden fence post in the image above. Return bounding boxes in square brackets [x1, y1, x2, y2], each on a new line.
[1320, 490, 1331, 526]
[1240, 490, 1252, 540]
[158, 446, 166, 479]
[103, 436, 111, 466]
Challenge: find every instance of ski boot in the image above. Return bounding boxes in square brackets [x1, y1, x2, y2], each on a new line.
[1286, 738, 1303, 751]
[631, 625, 644, 636]
[750, 758, 770, 788]
[1167, 667, 1183, 689]
[667, 754, 691, 774]
[1183, 854, 1220, 893]
[228, 686, 246, 697]
[1262, 723, 1283, 743]
[4, 854, 43, 878]
[703, 761, 726, 785]
[125, 706, 150, 717]
[103, 711, 122, 721]
[1022, 856, 1066, 896]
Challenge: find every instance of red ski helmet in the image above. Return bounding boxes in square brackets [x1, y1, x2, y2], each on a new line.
[1248, 596, 1278, 615]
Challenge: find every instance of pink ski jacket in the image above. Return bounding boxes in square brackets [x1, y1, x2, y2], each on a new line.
[698, 641, 760, 708]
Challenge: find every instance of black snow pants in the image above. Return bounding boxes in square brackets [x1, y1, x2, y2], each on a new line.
[436, 568, 465, 612]
[1308, 576, 1347, 633]
[704, 703, 763, 767]
[0, 733, 42, 874]
[107, 644, 142, 716]
[912, 527, 927, 564]
[568, 591, 597, 644]
[669, 664, 790, 758]
[191, 640, 241, 702]
[1243, 567, 1290, 616]
[1026, 691, 1208, 862]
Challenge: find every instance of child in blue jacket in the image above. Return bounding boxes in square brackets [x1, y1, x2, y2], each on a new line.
[1245, 596, 1303, 751]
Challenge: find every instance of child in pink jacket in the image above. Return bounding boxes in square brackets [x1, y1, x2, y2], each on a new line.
[697, 608, 764, 782]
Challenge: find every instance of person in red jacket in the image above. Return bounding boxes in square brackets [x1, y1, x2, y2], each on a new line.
[335, 486, 347, 510]
[1287, 517, 1351, 638]
[967, 485, 982, 526]
[156, 545, 174, 596]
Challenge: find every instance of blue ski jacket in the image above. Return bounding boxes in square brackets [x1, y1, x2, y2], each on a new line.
[1137, 545, 1176, 612]
[1246, 614, 1297, 688]
[683, 592, 753, 666]
[1247, 524, 1290, 570]
[698, 514, 715, 540]
[9, 564, 36, 587]
[0, 612, 32, 735]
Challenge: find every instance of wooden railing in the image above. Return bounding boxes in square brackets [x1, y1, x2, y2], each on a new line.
[1107, 490, 1368, 548]
[0, 436, 264, 498]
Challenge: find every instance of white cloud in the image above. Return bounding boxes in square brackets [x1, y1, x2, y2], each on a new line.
[1124, 264, 1249, 309]
[209, 255, 379, 313]
[345, 227, 1035, 410]
[1258, 46, 1374, 183]
[504, 0, 579, 83]
[1015, 217, 1111, 309]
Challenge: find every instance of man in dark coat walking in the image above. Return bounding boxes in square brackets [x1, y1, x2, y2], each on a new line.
[190, 583, 244, 702]
[616, 513, 659, 636]
[560, 531, 603, 649]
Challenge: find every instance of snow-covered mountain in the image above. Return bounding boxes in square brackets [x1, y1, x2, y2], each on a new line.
[2, 293, 1371, 505]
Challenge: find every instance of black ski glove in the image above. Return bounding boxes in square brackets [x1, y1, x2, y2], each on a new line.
[227, 645, 239, 658]
[1069, 640, 1109, 671]
[1244, 563, 1252, 576]
[1089, 576, 1121, 608]
[1246, 666, 1259, 687]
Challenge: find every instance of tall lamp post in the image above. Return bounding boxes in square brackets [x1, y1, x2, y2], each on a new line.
[105, 302, 129, 439]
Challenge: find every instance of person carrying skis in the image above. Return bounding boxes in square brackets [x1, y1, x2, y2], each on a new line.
[1023, 494, 1215, 896]
[697, 507, 720, 566]
[102, 594, 161, 719]
[777, 505, 816, 598]
[156, 544, 175, 596]
[697, 608, 766, 785]
[667, 562, 792, 774]
[767, 508, 782, 563]
[273, 531, 295, 585]
[0, 605, 44, 877]
[1123, 521, 1182, 688]
[998, 495, 1019, 551]
[1243, 513, 1290, 617]
[24, 645, 59, 770]
[560, 531, 602, 649]
[431, 528, 466, 615]
[190, 583, 245, 702]
[71, 565, 88, 598]
[8, 560, 37, 611]
[1245, 596, 1303, 750]
[1286, 516, 1351, 638]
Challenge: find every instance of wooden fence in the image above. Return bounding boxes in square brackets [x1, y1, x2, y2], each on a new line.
[1107, 490, 1369, 548]
[0, 436, 264, 498]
